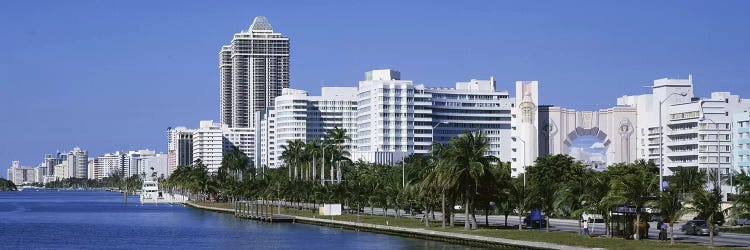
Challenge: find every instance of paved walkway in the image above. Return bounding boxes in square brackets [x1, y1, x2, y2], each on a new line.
[186, 201, 594, 250]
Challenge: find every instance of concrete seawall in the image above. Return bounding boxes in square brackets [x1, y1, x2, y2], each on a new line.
[185, 202, 592, 250]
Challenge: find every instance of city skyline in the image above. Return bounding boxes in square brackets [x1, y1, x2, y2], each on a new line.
[3, 1, 750, 177]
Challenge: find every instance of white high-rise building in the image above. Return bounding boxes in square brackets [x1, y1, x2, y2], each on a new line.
[192, 121, 224, 172]
[172, 120, 257, 173]
[223, 127, 255, 160]
[125, 150, 157, 177]
[94, 152, 124, 180]
[617, 76, 750, 197]
[54, 161, 68, 180]
[264, 87, 358, 168]
[618, 77, 750, 173]
[220, 16, 290, 128]
[66, 147, 88, 179]
[427, 78, 515, 161]
[33, 164, 46, 183]
[259, 69, 519, 168]
[354, 69, 431, 164]
[257, 110, 277, 168]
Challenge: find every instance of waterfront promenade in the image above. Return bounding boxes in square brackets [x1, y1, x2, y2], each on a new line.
[185, 201, 584, 250]
[186, 201, 734, 250]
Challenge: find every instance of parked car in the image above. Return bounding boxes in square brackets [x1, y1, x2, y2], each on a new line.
[523, 215, 547, 229]
[681, 220, 719, 236]
[735, 218, 750, 226]
[402, 205, 423, 214]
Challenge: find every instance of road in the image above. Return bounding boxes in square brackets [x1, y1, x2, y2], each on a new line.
[360, 207, 750, 248]
[269, 202, 749, 247]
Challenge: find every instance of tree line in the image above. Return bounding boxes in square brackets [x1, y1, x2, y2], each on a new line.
[163, 130, 750, 247]
[0, 178, 17, 191]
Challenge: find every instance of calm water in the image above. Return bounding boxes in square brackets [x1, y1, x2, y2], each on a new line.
[0, 190, 473, 249]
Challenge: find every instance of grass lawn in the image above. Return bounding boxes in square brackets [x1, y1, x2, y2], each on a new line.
[195, 202, 728, 249]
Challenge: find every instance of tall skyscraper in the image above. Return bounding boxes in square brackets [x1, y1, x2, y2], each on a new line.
[67, 147, 88, 179]
[220, 16, 290, 128]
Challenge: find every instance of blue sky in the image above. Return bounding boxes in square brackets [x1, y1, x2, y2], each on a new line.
[1, 1, 749, 176]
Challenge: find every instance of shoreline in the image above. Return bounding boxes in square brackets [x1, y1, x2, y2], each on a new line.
[185, 202, 589, 250]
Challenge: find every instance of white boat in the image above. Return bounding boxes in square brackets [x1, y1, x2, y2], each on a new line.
[140, 181, 161, 204]
[139, 181, 188, 205]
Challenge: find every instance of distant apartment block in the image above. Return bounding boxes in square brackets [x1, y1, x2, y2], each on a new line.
[168, 121, 256, 173]
[6, 161, 35, 185]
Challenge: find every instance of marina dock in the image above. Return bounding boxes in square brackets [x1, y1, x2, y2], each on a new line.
[233, 200, 295, 223]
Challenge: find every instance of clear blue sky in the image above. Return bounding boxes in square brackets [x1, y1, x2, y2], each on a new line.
[2, 1, 749, 176]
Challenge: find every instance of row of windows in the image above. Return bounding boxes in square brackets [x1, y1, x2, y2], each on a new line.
[430, 94, 509, 100]
[670, 111, 700, 121]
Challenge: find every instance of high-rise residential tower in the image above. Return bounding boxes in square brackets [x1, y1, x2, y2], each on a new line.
[220, 16, 290, 128]
[66, 147, 88, 179]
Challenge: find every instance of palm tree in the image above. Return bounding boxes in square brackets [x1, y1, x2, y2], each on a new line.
[731, 170, 750, 222]
[280, 139, 305, 179]
[325, 127, 351, 183]
[656, 189, 684, 244]
[554, 177, 587, 234]
[670, 166, 706, 195]
[508, 174, 531, 230]
[420, 143, 454, 229]
[686, 188, 724, 247]
[609, 167, 658, 240]
[306, 140, 322, 181]
[447, 131, 496, 230]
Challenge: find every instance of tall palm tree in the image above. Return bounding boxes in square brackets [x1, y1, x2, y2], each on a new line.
[421, 142, 454, 229]
[447, 131, 496, 230]
[306, 140, 321, 181]
[280, 139, 305, 179]
[326, 127, 351, 183]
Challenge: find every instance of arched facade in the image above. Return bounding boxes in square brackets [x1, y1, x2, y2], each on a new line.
[538, 106, 637, 167]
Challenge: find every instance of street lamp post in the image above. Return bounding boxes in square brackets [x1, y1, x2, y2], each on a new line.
[658, 92, 687, 192]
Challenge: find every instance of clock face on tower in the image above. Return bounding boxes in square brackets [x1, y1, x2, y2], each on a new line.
[620, 124, 629, 133]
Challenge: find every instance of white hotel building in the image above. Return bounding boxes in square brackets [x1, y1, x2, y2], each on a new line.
[257, 69, 518, 168]
[260, 87, 358, 168]
[615, 76, 750, 196]
[167, 121, 256, 173]
[255, 70, 750, 195]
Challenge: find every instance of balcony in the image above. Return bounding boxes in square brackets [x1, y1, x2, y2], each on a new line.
[668, 127, 698, 136]
[667, 139, 698, 146]
[667, 150, 697, 157]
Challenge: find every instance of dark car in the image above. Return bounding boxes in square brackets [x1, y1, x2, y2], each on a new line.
[681, 220, 719, 236]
